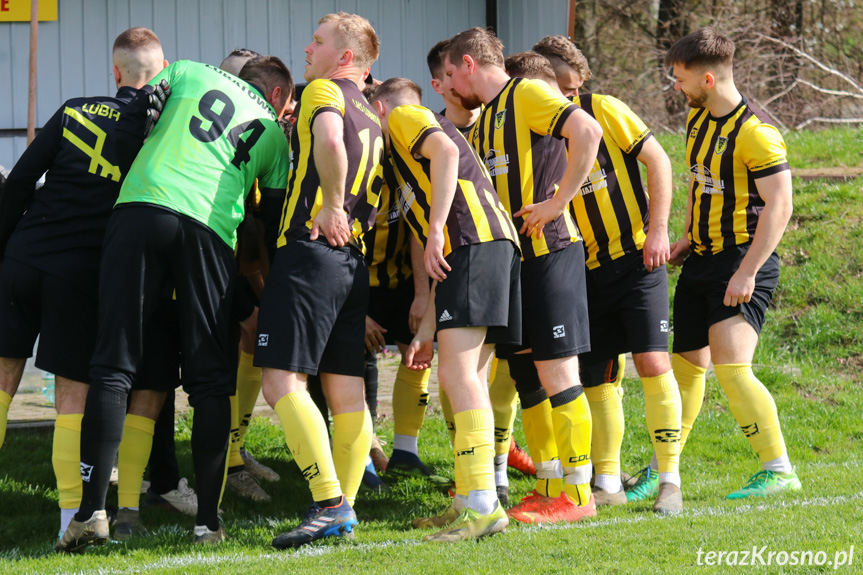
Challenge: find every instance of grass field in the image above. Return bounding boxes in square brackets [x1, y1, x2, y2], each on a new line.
[1, 128, 862, 574]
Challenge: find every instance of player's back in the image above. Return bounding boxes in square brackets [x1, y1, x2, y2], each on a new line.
[4, 88, 138, 290]
[118, 60, 289, 249]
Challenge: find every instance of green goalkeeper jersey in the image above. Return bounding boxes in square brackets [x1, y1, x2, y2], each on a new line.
[117, 60, 289, 248]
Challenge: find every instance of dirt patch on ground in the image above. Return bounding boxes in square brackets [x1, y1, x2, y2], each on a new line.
[795, 167, 863, 181]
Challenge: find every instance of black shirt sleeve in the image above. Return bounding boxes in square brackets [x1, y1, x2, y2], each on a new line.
[0, 105, 64, 258]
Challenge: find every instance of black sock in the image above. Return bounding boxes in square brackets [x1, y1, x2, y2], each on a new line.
[148, 390, 180, 495]
[191, 395, 230, 531]
[77, 382, 129, 521]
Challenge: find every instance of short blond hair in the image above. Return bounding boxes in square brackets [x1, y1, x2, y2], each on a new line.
[532, 35, 591, 83]
[446, 27, 505, 70]
[319, 12, 380, 71]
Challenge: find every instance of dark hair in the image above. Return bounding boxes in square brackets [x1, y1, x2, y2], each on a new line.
[228, 48, 261, 59]
[664, 27, 735, 74]
[446, 27, 504, 69]
[505, 51, 557, 84]
[532, 35, 591, 83]
[369, 77, 422, 103]
[427, 39, 450, 80]
[239, 55, 294, 103]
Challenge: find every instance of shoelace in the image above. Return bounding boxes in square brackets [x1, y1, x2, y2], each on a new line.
[743, 469, 774, 487]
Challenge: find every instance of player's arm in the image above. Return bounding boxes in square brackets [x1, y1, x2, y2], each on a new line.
[415, 131, 459, 281]
[637, 137, 673, 271]
[0, 107, 64, 258]
[310, 112, 351, 247]
[405, 280, 438, 370]
[516, 108, 602, 238]
[409, 234, 430, 335]
[724, 170, 793, 306]
[669, 175, 694, 266]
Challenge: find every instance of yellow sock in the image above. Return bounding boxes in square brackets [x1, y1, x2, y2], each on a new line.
[274, 392, 341, 503]
[236, 351, 262, 448]
[0, 390, 11, 450]
[228, 394, 243, 468]
[714, 363, 788, 463]
[550, 391, 592, 505]
[672, 354, 707, 451]
[489, 359, 518, 458]
[522, 399, 562, 497]
[118, 414, 156, 508]
[453, 409, 495, 493]
[642, 371, 682, 475]
[53, 414, 83, 511]
[439, 387, 456, 447]
[584, 383, 624, 477]
[392, 364, 430, 437]
[332, 410, 373, 506]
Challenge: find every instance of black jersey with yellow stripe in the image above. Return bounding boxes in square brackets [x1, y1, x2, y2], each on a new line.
[279, 78, 384, 253]
[469, 77, 580, 260]
[685, 97, 789, 255]
[388, 105, 518, 256]
[365, 174, 412, 289]
[0, 87, 138, 296]
[569, 93, 652, 269]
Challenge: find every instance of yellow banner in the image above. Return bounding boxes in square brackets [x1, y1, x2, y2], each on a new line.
[0, 0, 58, 22]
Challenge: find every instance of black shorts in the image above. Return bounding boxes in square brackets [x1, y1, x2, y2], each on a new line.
[90, 205, 237, 406]
[137, 297, 182, 392]
[514, 242, 591, 361]
[0, 257, 96, 382]
[434, 240, 522, 347]
[579, 250, 670, 362]
[672, 243, 780, 354]
[368, 282, 414, 346]
[255, 237, 368, 377]
[231, 275, 259, 325]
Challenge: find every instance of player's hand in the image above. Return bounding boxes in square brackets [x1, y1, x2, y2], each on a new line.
[143, 80, 170, 139]
[311, 206, 351, 247]
[724, 269, 755, 307]
[643, 228, 670, 272]
[365, 315, 388, 354]
[409, 293, 428, 335]
[405, 330, 435, 371]
[513, 197, 565, 239]
[424, 229, 451, 282]
[668, 238, 691, 267]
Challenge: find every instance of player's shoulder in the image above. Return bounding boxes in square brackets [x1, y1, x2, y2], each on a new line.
[737, 100, 784, 144]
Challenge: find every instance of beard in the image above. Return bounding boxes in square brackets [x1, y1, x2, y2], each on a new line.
[451, 89, 482, 111]
[685, 88, 708, 108]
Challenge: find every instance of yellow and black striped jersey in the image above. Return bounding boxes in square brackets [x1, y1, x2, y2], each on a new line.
[279, 78, 384, 253]
[389, 105, 518, 256]
[569, 93, 652, 269]
[365, 174, 412, 288]
[685, 97, 789, 255]
[469, 77, 581, 259]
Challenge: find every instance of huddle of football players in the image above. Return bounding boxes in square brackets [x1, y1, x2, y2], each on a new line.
[0, 12, 798, 553]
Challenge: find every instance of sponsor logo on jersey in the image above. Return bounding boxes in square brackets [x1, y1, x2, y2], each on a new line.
[439, 310, 453, 322]
[387, 203, 400, 225]
[397, 182, 415, 216]
[495, 109, 506, 129]
[715, 136, 728, 155]
[577, 165, 609, 197]
[258, 334, 269, 347]
[484, 148, 510, 177]
[741, 422, 760, 437]
[552, 324, 566, 339]
[80, 462, 94, 482]
[690, 164, 725, 195]
[654, 429, 681, 443]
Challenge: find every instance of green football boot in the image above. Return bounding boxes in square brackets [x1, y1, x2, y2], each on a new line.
[625, 466, 659, 502]
[726, 470, 802, 500]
